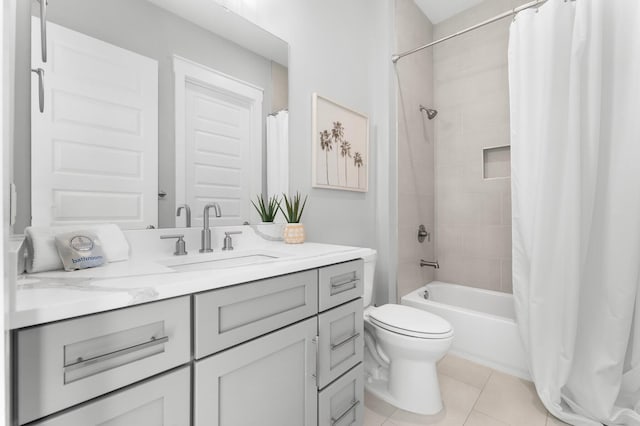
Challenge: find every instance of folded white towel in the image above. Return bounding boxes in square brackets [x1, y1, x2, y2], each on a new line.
[92, 224, 130, 262]
[25, 227, 61, 273]
[25, 224, 130, 273]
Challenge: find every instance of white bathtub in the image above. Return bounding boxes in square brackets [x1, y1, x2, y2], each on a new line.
[401, 282, 530, 380]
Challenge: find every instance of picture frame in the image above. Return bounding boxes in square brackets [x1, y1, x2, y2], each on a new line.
[312, 93, 369, 192]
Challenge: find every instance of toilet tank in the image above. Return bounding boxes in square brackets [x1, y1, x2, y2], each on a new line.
[362, 250, 377, 307]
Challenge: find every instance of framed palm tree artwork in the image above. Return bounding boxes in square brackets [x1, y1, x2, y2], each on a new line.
[312, 93, 369, 192]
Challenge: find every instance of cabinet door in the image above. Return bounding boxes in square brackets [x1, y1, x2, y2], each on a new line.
[31, 366, 190, 426]
[318, 364, 364, 426]
[195, 318, 318, 426]
[318, 298, 364, 388]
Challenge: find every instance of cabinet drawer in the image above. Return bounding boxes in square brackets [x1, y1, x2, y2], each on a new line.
[319, 259, 363, 311]
[31, 366, 190, 426]
[195, 270, 318, 358]
[16, 296, 190, 425]
[318, 298, 364, 389]
[195, 318, 318, 426]
[318, 363, 364, 426]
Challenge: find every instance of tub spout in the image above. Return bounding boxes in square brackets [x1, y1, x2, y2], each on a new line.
[420, 259, 440, 269]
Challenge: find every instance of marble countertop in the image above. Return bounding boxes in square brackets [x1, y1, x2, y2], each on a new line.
[11, 230, 374, 329]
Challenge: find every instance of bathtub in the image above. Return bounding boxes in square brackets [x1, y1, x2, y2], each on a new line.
[401, 282, 530, 380]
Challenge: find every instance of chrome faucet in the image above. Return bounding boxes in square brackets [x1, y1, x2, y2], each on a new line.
[420, 259, 440, 269]
[176, 204, 191, 227]
[200, 203, 222, 253]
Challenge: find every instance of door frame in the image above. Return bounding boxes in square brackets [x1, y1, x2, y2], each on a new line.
[173, 55, 263, 223]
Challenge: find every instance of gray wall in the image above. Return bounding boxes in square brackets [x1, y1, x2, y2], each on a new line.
[394, 0, 435, 301]
[253, 1, 397, 304]
[13, 0, 284, 231]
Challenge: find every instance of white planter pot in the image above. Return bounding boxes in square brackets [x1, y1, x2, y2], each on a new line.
[255, 222, 284, 240]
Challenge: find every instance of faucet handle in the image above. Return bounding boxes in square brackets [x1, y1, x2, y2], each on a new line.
[160, 234, 187, 256]
[222, 231, 242, 251]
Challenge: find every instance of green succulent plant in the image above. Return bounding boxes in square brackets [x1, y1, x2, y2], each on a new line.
[280, 192, 308, 223]
[251, 194, 281, 222]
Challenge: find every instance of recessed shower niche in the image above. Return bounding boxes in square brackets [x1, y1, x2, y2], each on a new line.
[482, 145, 511, 179]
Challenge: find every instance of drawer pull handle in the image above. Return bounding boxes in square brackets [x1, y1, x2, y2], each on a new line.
[331, 278, 359, 293]
[312, 335, 319, 386]
[331, 399, 360, 425]
[65, 335, 169, 372]
[331, 332, 361, 351]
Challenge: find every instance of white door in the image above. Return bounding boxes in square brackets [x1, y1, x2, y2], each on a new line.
[31, 19, 158, 229]
[174, 56, 262, 228]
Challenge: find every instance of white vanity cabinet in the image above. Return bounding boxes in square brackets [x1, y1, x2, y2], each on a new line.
[193, 259, 365, 426]
[12, 258, 366, 426]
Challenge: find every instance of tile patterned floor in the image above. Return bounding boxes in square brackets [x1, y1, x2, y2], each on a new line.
[364, 355, 571, 426]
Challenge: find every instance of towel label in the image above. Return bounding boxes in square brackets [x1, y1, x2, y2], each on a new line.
[55, 231, 106, 271]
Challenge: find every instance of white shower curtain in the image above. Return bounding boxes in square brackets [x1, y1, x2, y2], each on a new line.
[509, 0, 640, 425]
[266, 110, 289, 199]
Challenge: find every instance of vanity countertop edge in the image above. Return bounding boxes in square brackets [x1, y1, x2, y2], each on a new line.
[10, 242, 373, 330]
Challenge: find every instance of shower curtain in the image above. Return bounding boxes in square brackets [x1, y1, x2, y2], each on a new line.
[266, 110, 289, 198]
[509, 0, 640, 425]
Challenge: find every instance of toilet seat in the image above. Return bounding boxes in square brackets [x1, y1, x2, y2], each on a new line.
[368, 304, 453, 339]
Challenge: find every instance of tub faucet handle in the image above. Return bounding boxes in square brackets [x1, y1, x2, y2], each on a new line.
[417, 225, 430, 243]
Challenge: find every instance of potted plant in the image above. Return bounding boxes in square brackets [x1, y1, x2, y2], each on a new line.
[280, 192, 308, 244]
[251, 195, 283, 239]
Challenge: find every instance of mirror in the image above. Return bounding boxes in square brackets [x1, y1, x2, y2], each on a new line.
[12, 0, 288, 232]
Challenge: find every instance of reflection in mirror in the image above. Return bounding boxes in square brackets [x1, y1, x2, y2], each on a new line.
[13, 0, 288, 232]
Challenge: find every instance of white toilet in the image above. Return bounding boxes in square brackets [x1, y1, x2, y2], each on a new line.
[362, 251, 454, 415]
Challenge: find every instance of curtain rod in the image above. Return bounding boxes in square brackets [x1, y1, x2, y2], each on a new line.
[391, 0, 548, 64]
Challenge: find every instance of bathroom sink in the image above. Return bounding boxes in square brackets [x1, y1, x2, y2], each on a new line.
[161, 250, 288, 272]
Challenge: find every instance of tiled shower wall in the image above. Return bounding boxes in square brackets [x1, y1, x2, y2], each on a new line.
[395, 0, 435, 301]
[433, 0, 529, 293]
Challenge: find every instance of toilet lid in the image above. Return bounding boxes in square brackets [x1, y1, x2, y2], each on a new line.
[369, 304, 453, 339]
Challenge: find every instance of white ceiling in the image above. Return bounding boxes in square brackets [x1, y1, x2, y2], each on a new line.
[414, 0, 485, 24]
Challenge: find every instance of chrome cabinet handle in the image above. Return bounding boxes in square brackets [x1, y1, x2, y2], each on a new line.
[331, 278, 360, 289]
[331, 399, 360, 426]
[312, 335, 319, 386]
[36, 0, 47, 62]
[331, 332, 360, 351]
[64, 335, 169, 372]
[330, 278, 360, 296]
[31, 68, 45, 113]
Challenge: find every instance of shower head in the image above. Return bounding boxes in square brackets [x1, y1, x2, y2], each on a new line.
[419, 105, 438, 120]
